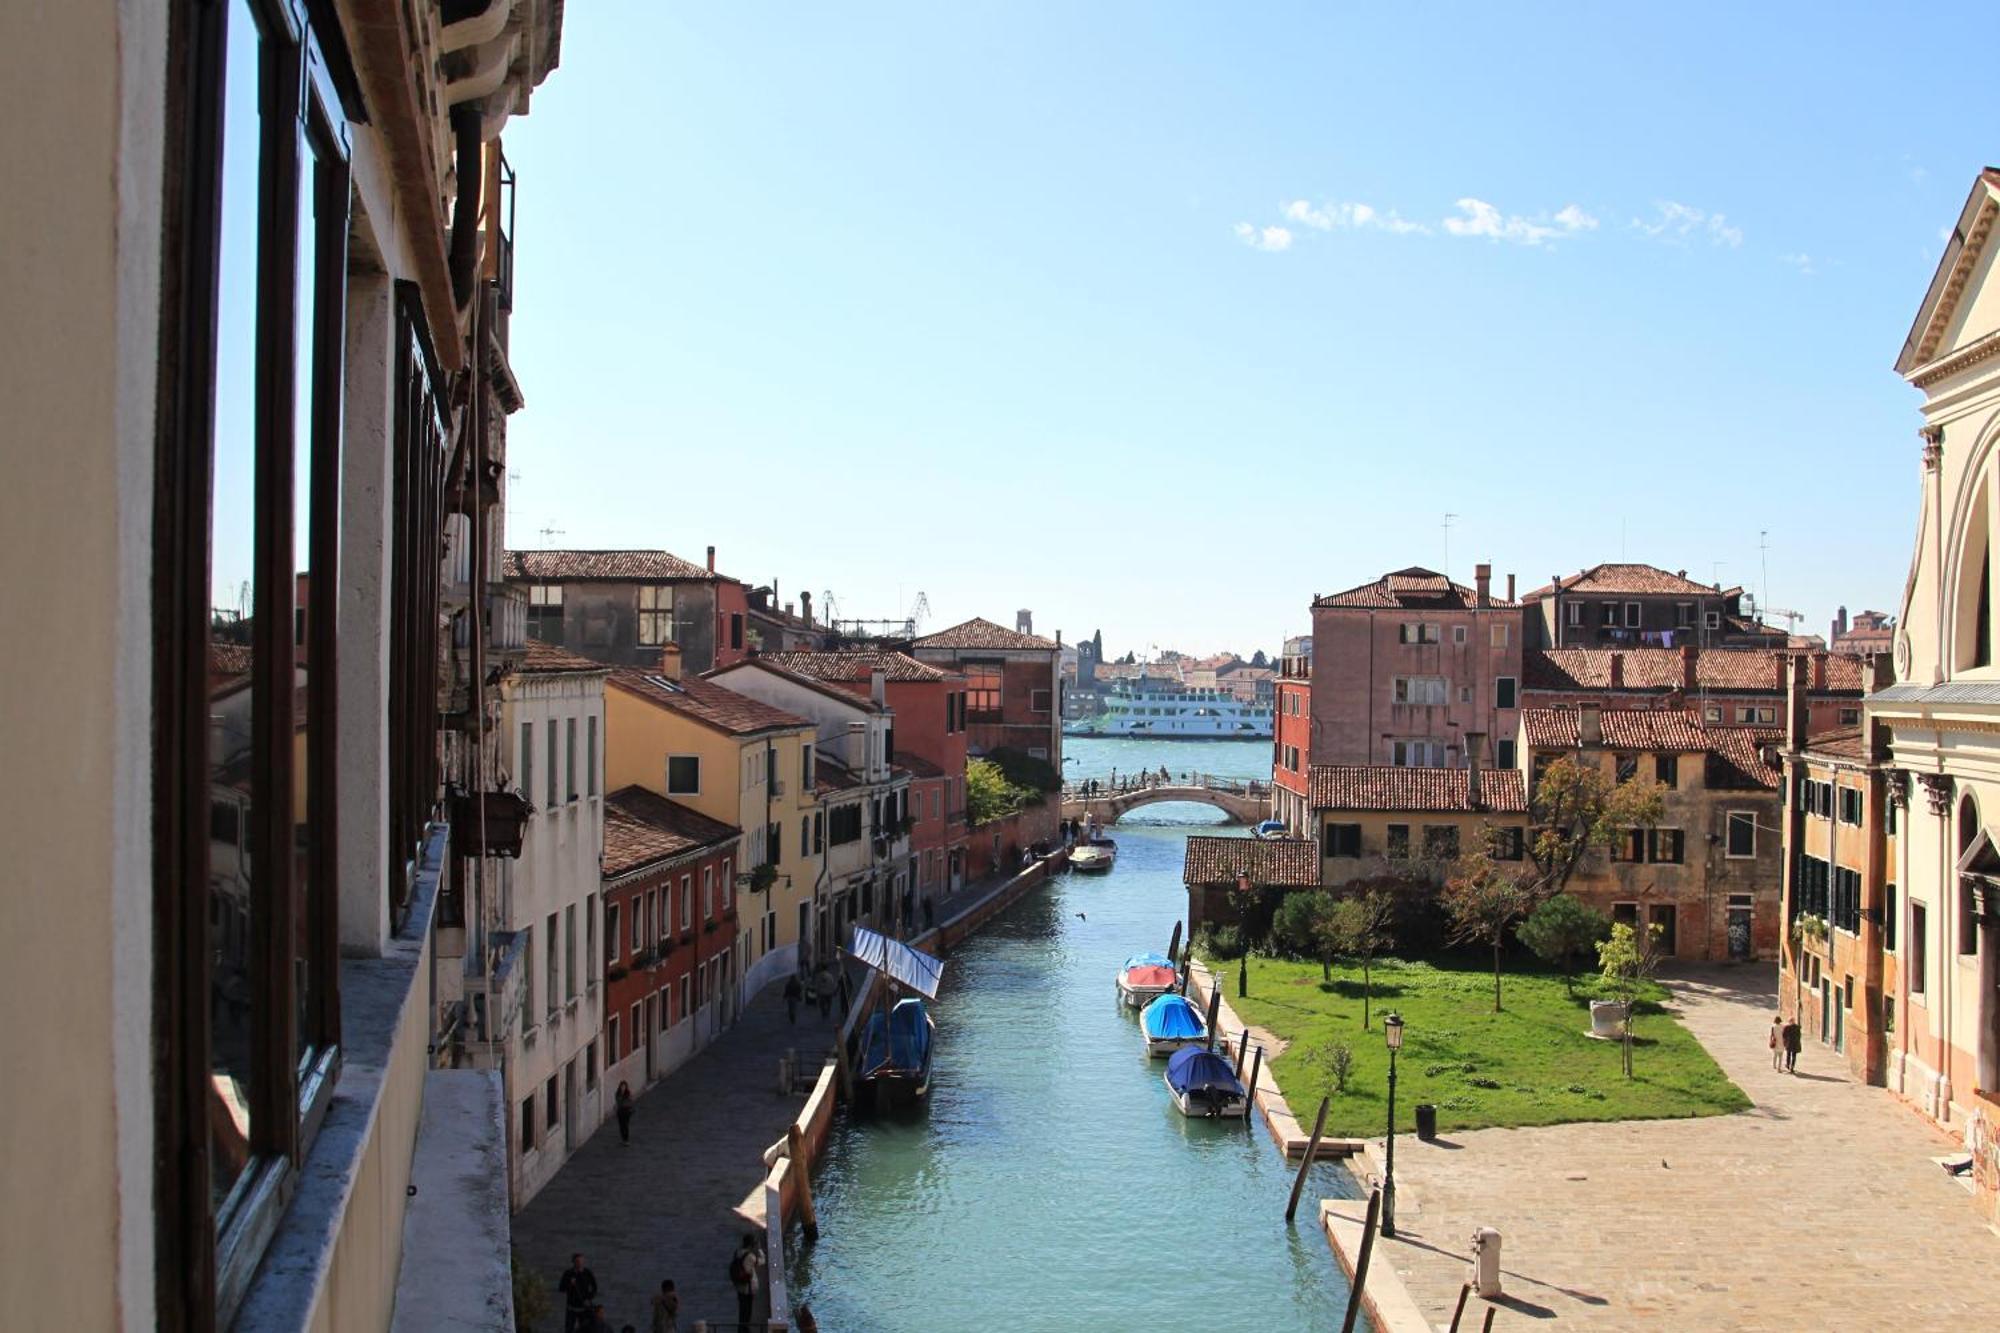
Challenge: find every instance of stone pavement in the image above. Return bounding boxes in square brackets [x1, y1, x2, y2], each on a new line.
[513, 982, 839, 1331]
[1356, 963, 2000, 1331]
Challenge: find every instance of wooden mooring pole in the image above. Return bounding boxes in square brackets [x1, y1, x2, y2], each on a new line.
[788, 1123, 819, 1242]
[1285, 1095, 1331, 1222]
[1234, 1028, 1250, 1078]
[1166, 920, 1183, 967]
[1337, 1188, 1382, 1333]
[1447, 1283, 1473, 1333]
[1203, 983, 1223, 1052]
[1246, 1045, 1264, 1117]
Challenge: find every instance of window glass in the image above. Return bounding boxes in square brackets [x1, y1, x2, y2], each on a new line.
[667, 755, 700, 793]
[637, 584, 675, 645]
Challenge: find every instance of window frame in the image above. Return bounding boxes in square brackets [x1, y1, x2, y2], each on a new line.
[1725, 810, 1756, 859]
[666, 754, 700, 795]
[636, 583, 675, 646]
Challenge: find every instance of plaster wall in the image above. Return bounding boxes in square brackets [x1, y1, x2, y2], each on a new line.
[1309, 606, 1524, 767]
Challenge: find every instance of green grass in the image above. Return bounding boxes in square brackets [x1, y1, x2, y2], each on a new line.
[1209, 953, 1750, 1137]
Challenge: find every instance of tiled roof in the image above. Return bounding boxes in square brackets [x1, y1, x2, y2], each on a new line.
[1523, 563, 1737, 600]
[1314, 566, 1518, 610]
[708, 659, 884, 713]
[759, 650, 950, 683]
[1801, 727, 1868, 763]
[816, 755, 865, 793]
[1706, 728, 1785, 790]
[1181, 836, 1321, 888]
[505, 549, 716, 582]
[209, 642, 253, 679]
[1307, 765, 1528, 814]
[518, 639, 612, 675]
[602, 786, 740, 879]
[1524, 648, 1864, 695]
[914, 617, 1059, 651]
[1519, 707, 1784, 790]
[608, 669, 810, 736]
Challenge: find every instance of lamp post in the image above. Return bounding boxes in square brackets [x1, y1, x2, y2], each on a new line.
[1382, 1011, 1404, 1238]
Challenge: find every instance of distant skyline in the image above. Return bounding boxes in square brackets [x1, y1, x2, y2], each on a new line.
[502, 2, 1986, 656]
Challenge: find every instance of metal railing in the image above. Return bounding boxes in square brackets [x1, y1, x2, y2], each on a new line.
[1062, 771, 1269, 798]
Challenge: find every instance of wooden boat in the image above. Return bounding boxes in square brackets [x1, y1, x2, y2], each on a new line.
[1116, 952, 1179, 1007]
[1164, 1046, 1250, 1118]
[1139, 993, 1208, 1058]
[856, 996, 935, 1110]
[1070, 836, 1117, 874]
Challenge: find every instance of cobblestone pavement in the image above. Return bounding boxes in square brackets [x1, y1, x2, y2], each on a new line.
[1360, 964, 2000, 1331]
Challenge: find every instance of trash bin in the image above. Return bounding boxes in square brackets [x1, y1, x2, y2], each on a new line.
[1415, 1103, 1438, 1141]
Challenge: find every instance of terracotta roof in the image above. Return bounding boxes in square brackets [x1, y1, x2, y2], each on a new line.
[1524, 648, 1864, 695]
[1801, 727, 1868, 763]
[1706, 728, 1785, 790]
[518, 639, 612, 675]
[913, 617, 1059, 651]
[505, 549, 717, 582]
[608, 669, 811, 736]
[1522, 564, 1737, 600]
[1519, 707, 1784, 790]
[1313, 566, 1518, 611]
[816, 755, 865, 793]
[895, 752, 945, 779]
[759, 650, 951, 683]
[602, 786, 740, 879]
[1307, 765, 1528, 814]
[708, 659, 884, 714]
[209, 642, 254, 679]
[1181, 836, 1321, 888]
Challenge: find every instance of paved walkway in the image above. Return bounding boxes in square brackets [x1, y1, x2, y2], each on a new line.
[1358, 964, 2000, 1331]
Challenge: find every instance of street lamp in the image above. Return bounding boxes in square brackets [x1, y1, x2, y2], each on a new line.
[1382, 1011, 1404, 1238]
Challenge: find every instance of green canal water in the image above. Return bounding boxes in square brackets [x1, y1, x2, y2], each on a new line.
[789, 739, 1369, 1331]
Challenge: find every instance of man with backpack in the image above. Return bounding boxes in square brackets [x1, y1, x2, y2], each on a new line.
[730, 1233, 764, 1327]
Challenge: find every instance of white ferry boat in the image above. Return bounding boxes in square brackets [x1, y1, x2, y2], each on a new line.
[1064, 679, 1273, 740]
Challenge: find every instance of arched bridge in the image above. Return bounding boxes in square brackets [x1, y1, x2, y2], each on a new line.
[1061, 774, 1270, 826]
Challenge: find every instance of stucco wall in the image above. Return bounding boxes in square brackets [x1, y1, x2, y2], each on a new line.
[1309, 605, 1524, 767]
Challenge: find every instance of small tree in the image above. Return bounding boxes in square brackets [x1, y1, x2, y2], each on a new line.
[1272, 890, 1336, 968]
[1305, 1040, 1355, 1094]
[1326, 889, 1396, 1028]
[1442, 854, 1532, 1012]
[1526, 756, 1667, 897]
[1517, 894, 1611, 996]
[1597, 920, 1664, 1078]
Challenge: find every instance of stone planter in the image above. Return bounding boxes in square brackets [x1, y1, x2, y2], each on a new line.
[1589, 1000, 1628, 1039]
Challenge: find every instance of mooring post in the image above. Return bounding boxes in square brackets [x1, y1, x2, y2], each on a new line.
[1179, 944, 1195, 995]
[1166, 920, 1183, 968]
[1234, 1028, 1250, 1078]
[1203, 984, 1222, 1052]
[788, 1122, 819, 1242]
[1246, 1045, 1264, 1116]
[1337, 1188, 1382, 1333]
[1285, 1095, 1331, 1221]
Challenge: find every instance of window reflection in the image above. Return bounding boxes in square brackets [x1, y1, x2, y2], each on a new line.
[293, 134, 319, 1080]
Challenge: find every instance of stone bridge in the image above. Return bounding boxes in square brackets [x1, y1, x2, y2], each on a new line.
[1061, 776, 1270, 827]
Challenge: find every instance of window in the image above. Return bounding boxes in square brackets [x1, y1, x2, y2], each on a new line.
[564, 906, 577, 1000]
[1624, 602, 1642, 627]
[1491, 623, 1510, 647]
[608, 1013, 621, 1062]
[605, 902, 621, 966]
[1611, 827, 1645, 862]
[801, 818, 811, 858]
[1398, 622, 1441, 644]
[1423, 825, 1460, 860]
[1676, 602, 1693, 627]
[527, 583, 565, 642]
[1495, 676, 1517, 709]
[1838, 787, 1863, 827]
[1736, 705, 1777, 725]
[521, 721, 535, 804]
[1392, 739, 1448, 768]
[1726, 811, 1756, 858]
[637, 584, 675, 645]
[1910, 903, 1927, 993]
[1602, 603, 1619, 626]
[801, 742, 814, 787]
[1566, 602, 1583, 627]
[965, 663, 1003, 720]
[1459, 685, 1472, 704]
[546, 721, 558, 808]
[545, 913, 559, 1017]
[1833, 866, 1862, 934]
[829, 804, 863, 845]
[1386, 824, 1411, 860]
[1650, 828, 1685, 864]
[1655, 754, 1678, 788]
[630, 898, 642, 950]
[1705, 610, 1722, 629]
[1704, 704, 1723, 724]
[814, 810, 825, 852]
[545, 1076, 560, 1134]
[703, 867, 715, 921]
[1496, 739, 1516, 769]
[680, 875, 693, 931]
[1031, 688, 1052, 713]
[586, 1042, 598, 1091]
[587, 716, 598, 797]
[1648, 904, 1677, 954]
[1393, 676, 1448, 705]
[1323, 823, 1362, 858]
[1452, 625, 1468, 645]
[1491, 827, 1525, 861]
[521, 1098, 537, 1153]
[1613, 901, 1639, 929]
[667, 755, 700, 795]
[730, 612, 744, 650]
[1839, 708, 1860, 726]
[1616, 755, 1638, 784]
[721, 859, 732, 909]
[566, 718, 578, 802]
[523, 925, 536, 1025]
[680, 975, 693, 1023]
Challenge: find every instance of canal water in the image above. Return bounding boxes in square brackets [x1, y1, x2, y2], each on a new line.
[789, 738, 1369, 1331]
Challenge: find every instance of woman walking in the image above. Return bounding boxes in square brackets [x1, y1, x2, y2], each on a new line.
[1769, 1014, 1784, 1071]
[614, 1081, 635, 1145]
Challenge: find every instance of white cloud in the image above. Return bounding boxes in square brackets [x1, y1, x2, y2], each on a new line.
[1442, 198, 1593, 246]
[1780, 252, 1815, 276]
[1281, 199, 1430, 235]
[1554, 204, 1599, 233]
[1632, 201, 1744, 247]
[1233, 222, 1293, 252]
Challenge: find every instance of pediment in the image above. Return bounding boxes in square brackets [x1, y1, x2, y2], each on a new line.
[1897, 168, 2000, 382]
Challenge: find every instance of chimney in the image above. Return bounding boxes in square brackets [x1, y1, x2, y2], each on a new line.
[1464, 733, 1485, 809]
[1680, 643, 1698, 691]
[1609, 652, 1625, 690]
[1579, 702, 1602, 747]
[706, 545, 716, 573]
[1475, 562, 1492, 607]
[1677, 569, 1687, 580]
[870, 668, 886, 706]
[1506, 573, 1516, 603]
[1811, 651, 1828, 692]
[1773, 652, 1788, 691]
[800, 590, 813, 626]
[659, 642, 683, 681]
[1785, 652, 1809, 752]
[1017, 609, 1033, 636]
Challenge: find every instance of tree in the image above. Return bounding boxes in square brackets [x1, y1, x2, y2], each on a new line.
[965, 758, 1034, 824]
[1517, 894, 1611, 996]
[1597, 920, 1665, 1078]
[1326, 889, 1396, 1028]
[1272, 891, 1338, 971]
[1442, 855, 1533, 1012]
[1251, 648, 1269, 667]
[1525, 756, 1667, 898]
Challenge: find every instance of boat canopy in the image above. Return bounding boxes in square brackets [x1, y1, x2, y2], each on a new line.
[859, 997, 932, 1078]
[1165, 1047, 1246, 1096]
[1124, 965, 1177, 990]
[1141, 993, 1206, 1039]
[848, 926, 945, 999]
[1124, 952, 1175, 971]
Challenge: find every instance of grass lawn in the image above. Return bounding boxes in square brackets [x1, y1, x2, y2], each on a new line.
[1209, 953, 1750, 1137]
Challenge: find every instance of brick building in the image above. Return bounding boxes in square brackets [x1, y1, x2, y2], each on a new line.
[1308, 765, 1530, 889]
[1830, 607, 1896, 658]
[913, 616, 1064, 765]
[1522, 645, 1866, 736]
[506, 546, 753, 673]
[1182, 837, 1321, 931]
[1521, 563, 1788, 650]
[1303, 564, 1525, 770]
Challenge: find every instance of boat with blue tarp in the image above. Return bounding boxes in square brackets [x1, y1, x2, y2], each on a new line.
[857, 996, 936, 1109]
[1138, 993, 1207, 1058]
[1163, 1046, 1249, 1118]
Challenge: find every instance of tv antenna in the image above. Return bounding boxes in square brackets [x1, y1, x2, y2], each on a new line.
[1442, 513, 1458, 580]
[537, 526, 565, 543]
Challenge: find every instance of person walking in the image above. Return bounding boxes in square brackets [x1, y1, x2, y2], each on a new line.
[814, 963, 835, 1019]
[1782, 1017, 1802, 1073]
[783, 973, 803, 1024]
[1769, 1015, 1784, 1071]
[557, 1253, 598, 1333]
[651, 1278, 680, 1333]
[613, 1080, 635, 1145]
[729, 1233, 764, 1328]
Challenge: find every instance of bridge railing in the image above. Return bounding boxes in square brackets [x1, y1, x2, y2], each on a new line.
[1061, 772, 1269, 799]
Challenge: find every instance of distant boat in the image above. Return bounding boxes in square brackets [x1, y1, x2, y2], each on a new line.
[1070, 835, 1116, 874]
[1116, 952, 1179, 1007]
[1139, 993, 1208, 1058]
[1164, 1046, 1250, 1119]
[856, 996, 935, 1109]
[1254, 819, 1288, 839]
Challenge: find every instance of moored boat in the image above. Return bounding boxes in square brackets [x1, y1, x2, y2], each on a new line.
[857, 996, 935, 1109]
[1116, 952, 1179, 1007]
[1139, 993, 1208, 1058]
[1070, 836, 1116, 874]
[1164, 1046, 1250, 1118]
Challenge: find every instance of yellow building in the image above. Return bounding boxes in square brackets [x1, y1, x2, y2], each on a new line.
[606, 649, 820, 998]
[1309, 764, 1531, 888]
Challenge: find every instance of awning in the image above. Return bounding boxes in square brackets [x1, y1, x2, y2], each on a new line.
[848, 925, 945, 999]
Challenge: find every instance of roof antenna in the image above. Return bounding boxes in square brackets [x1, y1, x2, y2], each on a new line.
[537, 526, 565, 543]
[1442, 513, 1458, 582]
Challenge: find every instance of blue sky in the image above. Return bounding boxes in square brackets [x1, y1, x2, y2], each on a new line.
[501, 1, 1993, 658]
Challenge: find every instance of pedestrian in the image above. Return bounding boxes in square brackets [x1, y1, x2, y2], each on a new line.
[557, 1253, 598, 1333]
[814, 963, 834, 1018]
[651, 1278, 680, 1333]
[783, 973, 802, 1025]
[1782, 1017, 1801, 1073]
[1769, 1015, 1784, 1071]
[729, 1233, 764, 1328]
[614, 1080, 635, 1144]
